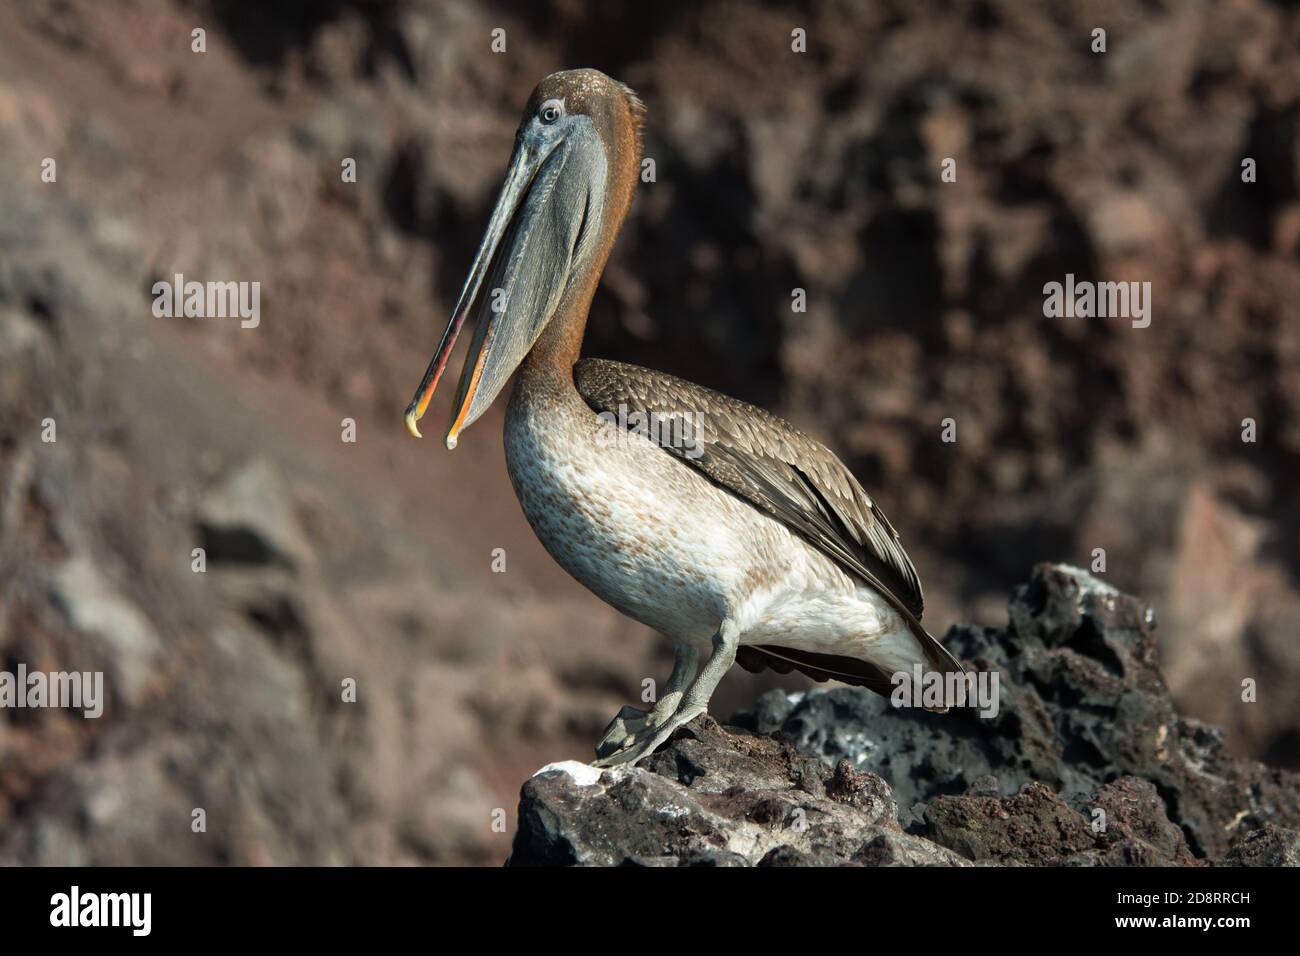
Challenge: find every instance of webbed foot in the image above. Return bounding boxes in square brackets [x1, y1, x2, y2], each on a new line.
[591, 703, 705, 767]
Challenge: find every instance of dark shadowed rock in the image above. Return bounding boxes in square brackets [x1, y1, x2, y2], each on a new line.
[1222, 825, 1300, 867]
[196, 459, 312, 568]
[512, 565, 1299, 866]
[510, 718, 966, 867]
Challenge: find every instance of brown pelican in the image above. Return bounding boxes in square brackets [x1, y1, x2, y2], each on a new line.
[405, 69, 964, 766]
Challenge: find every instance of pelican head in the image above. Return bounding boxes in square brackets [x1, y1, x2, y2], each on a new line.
[404, 69, 644, 447]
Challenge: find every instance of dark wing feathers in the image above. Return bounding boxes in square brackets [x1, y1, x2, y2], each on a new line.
[573, 358, 941, 638]
[735, 645, 897, 697]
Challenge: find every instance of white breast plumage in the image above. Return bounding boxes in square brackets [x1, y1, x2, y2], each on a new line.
[503, 382, 912, 668]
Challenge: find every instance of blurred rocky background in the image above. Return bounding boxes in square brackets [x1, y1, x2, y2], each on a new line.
[0, 0, 1296, 864]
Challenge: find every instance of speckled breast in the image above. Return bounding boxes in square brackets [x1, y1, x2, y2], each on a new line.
[502, 376, 758, 645]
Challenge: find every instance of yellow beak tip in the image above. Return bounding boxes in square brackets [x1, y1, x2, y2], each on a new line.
[404, 409, 423, 439]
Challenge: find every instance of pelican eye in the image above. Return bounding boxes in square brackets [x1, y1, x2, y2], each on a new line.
[539, 99, 564, 124]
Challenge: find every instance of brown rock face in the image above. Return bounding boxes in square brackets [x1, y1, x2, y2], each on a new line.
[2, 1, 1299, 866]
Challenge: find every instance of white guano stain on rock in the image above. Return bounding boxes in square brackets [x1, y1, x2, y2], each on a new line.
[533, 760, 606, 787]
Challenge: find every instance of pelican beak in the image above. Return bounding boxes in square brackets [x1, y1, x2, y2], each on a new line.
[403, 141, 548, 445]
[404, 108, 604, 448]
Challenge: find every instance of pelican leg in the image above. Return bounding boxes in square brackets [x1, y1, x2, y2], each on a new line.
[595, 644, 699, 759]
[593, 620, 738, 767]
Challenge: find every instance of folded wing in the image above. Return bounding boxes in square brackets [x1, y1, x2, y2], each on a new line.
[573, 358, 963, 687]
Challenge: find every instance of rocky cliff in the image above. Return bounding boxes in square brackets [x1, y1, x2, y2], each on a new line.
[3, 0, 1300, 866]
[511, 565, 1299, 866]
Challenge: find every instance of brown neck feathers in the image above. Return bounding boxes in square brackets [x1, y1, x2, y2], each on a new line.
[524, 88, 642, 377]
